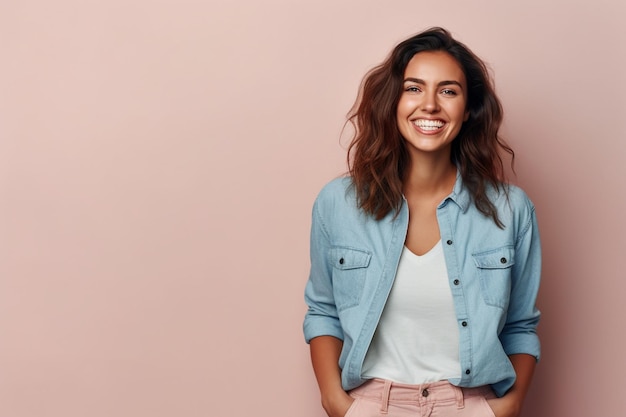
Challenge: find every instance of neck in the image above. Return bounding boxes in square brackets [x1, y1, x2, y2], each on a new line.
[403, 154, 457, 197]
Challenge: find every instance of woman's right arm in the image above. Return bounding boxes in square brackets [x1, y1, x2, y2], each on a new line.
[305, 188, 354, 416]
[310, 335, 354, 417]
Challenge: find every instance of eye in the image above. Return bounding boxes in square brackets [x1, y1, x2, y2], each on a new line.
[441, 89, 457, 96]
[405, 85, 421, 93]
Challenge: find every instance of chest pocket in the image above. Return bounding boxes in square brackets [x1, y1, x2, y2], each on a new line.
[330, 246, 371, 311]
[472, 246, 515, 309]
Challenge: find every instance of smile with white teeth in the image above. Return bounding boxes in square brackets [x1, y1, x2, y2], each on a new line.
[413, 119, 445, 131]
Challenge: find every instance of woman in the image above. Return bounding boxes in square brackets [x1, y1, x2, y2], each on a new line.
[303, 27, 541, 417]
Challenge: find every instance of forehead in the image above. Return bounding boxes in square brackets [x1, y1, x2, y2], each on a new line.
[404, 51, 466, 84]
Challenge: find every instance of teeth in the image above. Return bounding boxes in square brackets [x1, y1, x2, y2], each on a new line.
[414, 119, 444, 130]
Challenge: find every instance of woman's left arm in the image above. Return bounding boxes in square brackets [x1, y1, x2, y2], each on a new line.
[487, 353, 536, 417]
[489, 192, 542, 417]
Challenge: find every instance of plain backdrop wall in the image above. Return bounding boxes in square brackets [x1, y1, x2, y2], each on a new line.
[1, 1, 625, 416]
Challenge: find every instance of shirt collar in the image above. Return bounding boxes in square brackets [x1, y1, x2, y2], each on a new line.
[439, 170, 471, 212]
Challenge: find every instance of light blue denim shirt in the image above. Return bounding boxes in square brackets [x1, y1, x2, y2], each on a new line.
[303, 174, 541, 397]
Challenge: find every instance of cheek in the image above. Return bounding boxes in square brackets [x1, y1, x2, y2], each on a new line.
[395, 113, 405, 135]
[395, 106, 410, 137]
[449, 103, 468, 123]
[396, 97, 413, 119]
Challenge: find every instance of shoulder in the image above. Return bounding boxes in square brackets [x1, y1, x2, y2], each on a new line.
[312, 176, 376, 231]
[314, 176, 357, 210]
[507, 184, 536, 216]
[495, 183, 535, 210]
[489, 183, 537, 232]
[317, 176, 353, 196]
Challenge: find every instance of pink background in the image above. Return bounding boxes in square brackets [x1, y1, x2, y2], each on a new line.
[2, 1, 625, 416]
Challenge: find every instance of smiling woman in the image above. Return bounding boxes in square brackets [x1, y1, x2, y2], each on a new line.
[303, 27, 541, 417]
[396, 51, 470, 163]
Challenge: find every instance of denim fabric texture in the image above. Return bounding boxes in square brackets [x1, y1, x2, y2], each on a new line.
[303, 173, 541, 397]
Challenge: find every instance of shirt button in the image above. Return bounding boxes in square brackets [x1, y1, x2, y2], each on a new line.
[500, 257, 507, 264]
[422, 388, 429, 397]
[466, 369, 471, 375]
[453, 279, 460, 285]
[462, 321, 468, 327]
[446, 240, 453, 245]
[339, 258, 344, 265]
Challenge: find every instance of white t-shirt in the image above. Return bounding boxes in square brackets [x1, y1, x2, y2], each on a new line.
[361, 241, 461, 384]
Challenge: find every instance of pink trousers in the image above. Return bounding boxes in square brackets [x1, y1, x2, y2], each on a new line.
[345, 379, 496, 417]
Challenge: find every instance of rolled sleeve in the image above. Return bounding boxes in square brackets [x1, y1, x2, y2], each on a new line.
[303, 198, 344, 343]
[499, 204, 542, 360]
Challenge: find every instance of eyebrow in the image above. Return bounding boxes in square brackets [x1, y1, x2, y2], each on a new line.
[403, 77, 464, 90]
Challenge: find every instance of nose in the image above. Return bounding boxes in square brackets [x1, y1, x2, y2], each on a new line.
[421, 91, 439, 113]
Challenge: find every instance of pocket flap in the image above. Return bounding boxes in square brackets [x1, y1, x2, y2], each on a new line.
[330, 247, 371, 270]
[472, 247, 515, 269]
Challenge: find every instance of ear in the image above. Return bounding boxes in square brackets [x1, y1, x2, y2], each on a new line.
[463, 110, 470, 122]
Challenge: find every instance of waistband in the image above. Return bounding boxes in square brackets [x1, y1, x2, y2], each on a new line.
[349, 379, 494, 412]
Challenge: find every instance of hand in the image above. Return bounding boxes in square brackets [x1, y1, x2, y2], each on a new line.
[486, 395, 521, 417]
[321, 391, 355, 417]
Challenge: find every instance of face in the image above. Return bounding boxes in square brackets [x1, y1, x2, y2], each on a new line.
[396, 51, 469, 159]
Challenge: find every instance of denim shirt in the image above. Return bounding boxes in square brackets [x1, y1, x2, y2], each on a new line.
[303, 174, 541, 397]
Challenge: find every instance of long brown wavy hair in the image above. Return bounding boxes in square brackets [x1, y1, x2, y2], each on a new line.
[347, 27, 513, 227]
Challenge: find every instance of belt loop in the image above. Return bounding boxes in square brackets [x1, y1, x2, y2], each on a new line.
[455, 386, 465, 409]
[380, 380, 392, 414]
